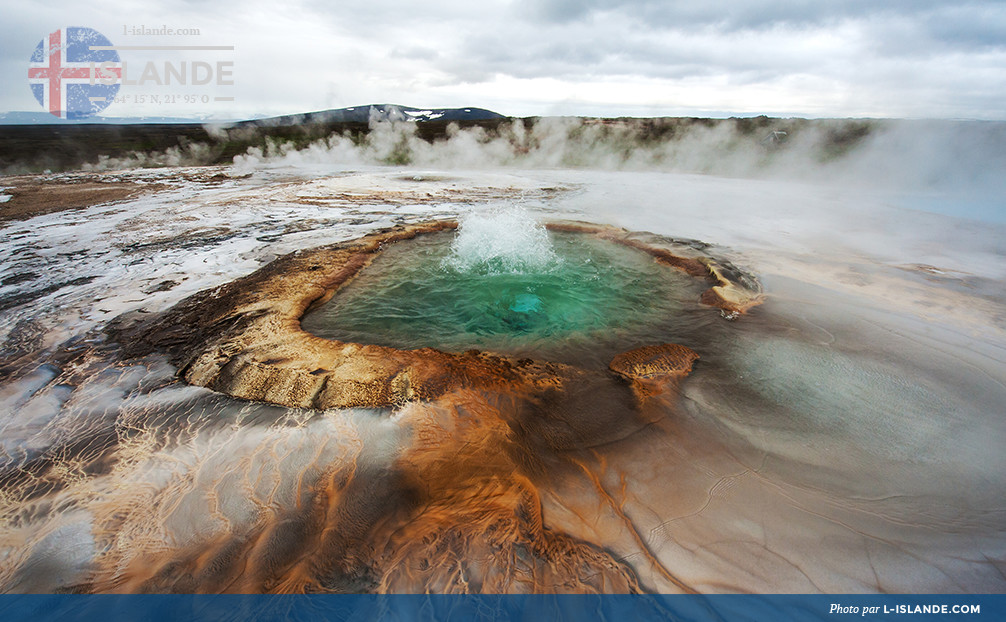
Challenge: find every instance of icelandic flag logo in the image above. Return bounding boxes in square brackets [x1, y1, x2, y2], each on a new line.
[28, 27, 122, 119]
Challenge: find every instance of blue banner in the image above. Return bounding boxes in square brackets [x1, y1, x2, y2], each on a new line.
[0, 594, 1002, 622]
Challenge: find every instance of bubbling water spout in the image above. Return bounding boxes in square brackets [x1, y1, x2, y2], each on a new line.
[446, 205, 558, 274]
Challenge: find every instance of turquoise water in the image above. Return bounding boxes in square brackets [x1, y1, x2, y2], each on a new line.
[300, 231, 709, 365]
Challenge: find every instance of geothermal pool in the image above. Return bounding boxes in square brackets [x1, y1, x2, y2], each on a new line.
[300, 221, 711, 368]
[0, 164, 1004, 594]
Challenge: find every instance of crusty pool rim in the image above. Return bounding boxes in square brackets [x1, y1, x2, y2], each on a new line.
[109, 220, 763, 409]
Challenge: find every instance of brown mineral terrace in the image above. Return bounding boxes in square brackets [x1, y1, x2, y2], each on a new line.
[108, 220, 763, 411]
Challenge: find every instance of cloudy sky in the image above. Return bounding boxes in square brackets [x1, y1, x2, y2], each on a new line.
[3, 0, 1005, 120]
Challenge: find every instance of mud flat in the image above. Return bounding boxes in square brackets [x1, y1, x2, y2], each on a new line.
[0, 176, 160, 222]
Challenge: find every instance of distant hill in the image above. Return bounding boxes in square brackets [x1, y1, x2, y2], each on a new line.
[246, 104, 506, 126]
[0, 104, 512, 172]
[0, 105, 504, 126]
[0, 111, 237, 125]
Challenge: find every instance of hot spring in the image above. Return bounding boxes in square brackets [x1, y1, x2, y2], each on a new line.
[300, 208, 712, 367]
[0, 165, 1004, 596]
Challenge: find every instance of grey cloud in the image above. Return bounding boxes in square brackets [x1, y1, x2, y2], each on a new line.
[2, 0, 1004, 119]
[446, 21, 830, 83]
[923, 5, 1006, 50]
[390, 45, 441, 61]
[519, 0, 983, 33]
[443, 2, 1004, 80]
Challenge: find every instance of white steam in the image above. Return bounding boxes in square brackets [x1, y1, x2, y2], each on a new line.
[227, 117, 1006, 203]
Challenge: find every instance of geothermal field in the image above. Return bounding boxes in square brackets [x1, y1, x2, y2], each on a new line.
[0, 118, 1005, 594]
